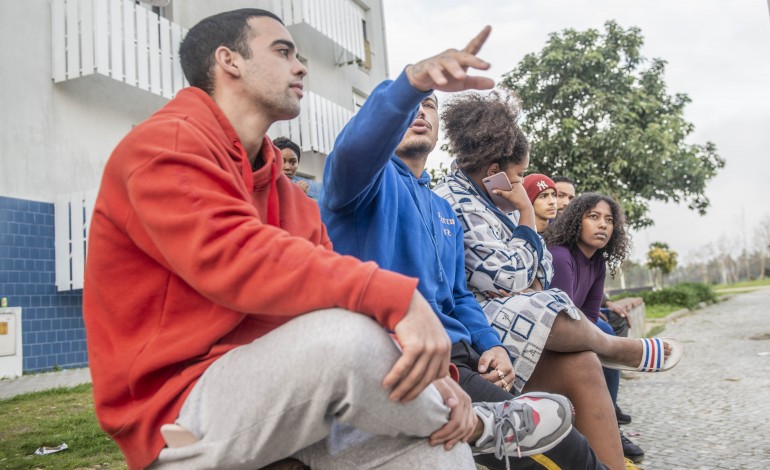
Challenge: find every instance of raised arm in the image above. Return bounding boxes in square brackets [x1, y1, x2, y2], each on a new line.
[323, 27, 495, 212]
[322, 73, 429, 212]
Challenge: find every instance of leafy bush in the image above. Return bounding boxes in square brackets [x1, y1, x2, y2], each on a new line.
[611, 282, 716, 309]
[643, 286, 698, 308]
[678, 282, 717, 303]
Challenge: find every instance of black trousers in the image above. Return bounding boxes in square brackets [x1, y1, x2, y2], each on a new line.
[452, 341, 608, 470]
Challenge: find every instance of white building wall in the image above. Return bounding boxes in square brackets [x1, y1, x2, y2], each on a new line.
[0, 1, 169, 203]
[0, 0, 389, 200]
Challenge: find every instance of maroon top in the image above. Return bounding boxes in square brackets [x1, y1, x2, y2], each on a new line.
[548, 244, 606, 323]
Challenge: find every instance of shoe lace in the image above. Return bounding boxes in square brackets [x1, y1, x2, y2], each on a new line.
[491, 401, 535, 470]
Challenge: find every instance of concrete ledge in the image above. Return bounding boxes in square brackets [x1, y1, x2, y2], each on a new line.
[613, 297, 646, 338]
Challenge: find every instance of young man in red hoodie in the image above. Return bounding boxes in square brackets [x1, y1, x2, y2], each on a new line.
[84, 8, 573, 470]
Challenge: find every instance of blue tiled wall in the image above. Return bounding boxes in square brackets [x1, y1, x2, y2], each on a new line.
[0, 195, 87, 372]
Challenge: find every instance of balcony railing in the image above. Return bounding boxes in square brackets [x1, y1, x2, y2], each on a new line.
[268, 91, 354, 156]
[269, 0, 366, 63]
[51, 0, 188, 99]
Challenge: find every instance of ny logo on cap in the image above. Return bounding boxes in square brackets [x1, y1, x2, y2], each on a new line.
[536, 180, 548, 191]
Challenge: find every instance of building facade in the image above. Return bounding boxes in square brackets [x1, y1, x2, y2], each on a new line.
[0, 0, 389, 375]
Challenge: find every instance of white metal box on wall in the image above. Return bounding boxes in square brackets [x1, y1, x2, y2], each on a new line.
[0, 307, 23, 379]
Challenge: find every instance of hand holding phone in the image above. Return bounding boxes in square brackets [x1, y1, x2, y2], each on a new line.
[482, 172, 516, 212]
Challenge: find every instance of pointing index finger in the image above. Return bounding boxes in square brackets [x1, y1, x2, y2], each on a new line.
[462, 25, 492, 56]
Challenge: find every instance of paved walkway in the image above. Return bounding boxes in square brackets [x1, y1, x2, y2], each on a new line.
[0, 366, 91, 399]
[620, 288, 770, 469]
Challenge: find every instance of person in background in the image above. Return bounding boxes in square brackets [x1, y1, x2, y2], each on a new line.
[549, 174, 638, 432]
[552, 175, 576, 216]
[522, 173, 557, 234]
[545, 193, 683, 464]
[273, 136, 321, 199]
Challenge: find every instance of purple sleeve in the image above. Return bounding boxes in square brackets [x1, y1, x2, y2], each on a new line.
[582, 262, 606, 322]
[549, 245, 576, 299]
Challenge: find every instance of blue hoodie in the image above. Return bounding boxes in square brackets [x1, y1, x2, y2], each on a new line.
[320, 71, 502, 353]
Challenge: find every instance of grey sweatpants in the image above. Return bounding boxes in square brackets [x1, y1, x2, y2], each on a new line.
[152, 309, 475, 469]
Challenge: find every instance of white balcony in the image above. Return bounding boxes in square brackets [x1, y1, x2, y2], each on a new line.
[268, 91, 354, 156]
[52, 0, 188, 99]
[269, 0, 366, 64]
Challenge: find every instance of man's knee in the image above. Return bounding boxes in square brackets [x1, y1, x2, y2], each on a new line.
[286, 309, 401, 369]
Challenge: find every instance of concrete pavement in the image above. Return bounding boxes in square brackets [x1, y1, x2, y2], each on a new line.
[0, 366, 91, 399]
[619, 288, 770, 469]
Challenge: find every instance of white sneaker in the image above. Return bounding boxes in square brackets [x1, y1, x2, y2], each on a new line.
[472, 392, 574, 468]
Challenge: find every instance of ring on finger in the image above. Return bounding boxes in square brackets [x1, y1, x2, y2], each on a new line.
[500, 378, 508, 389]
[496, 369, 505, 380]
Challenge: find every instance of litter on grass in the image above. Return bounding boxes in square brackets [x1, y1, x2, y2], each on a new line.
[34, 443, 68, 455]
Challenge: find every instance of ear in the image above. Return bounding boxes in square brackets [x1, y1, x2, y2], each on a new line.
[486, 163, 501, 177]
[214, 46, 241, 78]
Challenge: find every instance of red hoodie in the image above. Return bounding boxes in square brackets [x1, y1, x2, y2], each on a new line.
[83, 87, 418, 469]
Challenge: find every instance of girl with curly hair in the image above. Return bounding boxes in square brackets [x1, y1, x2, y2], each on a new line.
[544, 194, 648, 461]
[434, 91, 682, 470]
[544, 193, 630, 323]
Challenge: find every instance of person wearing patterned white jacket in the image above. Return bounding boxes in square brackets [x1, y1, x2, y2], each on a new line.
[433, 91, 680, 470]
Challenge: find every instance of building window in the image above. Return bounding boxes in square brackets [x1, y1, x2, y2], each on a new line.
[353, 89, 368, 114]
[359, 19, 372, 71]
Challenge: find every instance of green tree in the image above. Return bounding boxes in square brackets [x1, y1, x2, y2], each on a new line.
[427, 162, 450, 189]
[646, 241, 678, 287]
[500, 21, 725, 229]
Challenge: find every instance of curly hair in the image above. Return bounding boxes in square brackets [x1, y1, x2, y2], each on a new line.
[544, 193, 630, 276]
[441, 91, 529, 174]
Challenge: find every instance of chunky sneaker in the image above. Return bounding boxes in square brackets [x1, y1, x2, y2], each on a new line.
[471, 392, 574, 469]
[621, 430, 645, 463]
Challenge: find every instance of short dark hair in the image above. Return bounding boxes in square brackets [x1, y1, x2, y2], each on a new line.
[179, 9, 283, 95]
[441, 91, 529, 174]
[544, 193, 630, 277]
[552, 175, 576, 187]
[273, 137, 301, 162]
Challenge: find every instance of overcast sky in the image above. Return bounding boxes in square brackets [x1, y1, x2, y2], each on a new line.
[381, 0, 770, 263]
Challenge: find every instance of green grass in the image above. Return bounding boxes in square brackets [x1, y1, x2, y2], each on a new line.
[645, 303, 684, 319]
[646, 323, 666, 338]
[0, 383, 126, 469]
[714, 278, 770, 290]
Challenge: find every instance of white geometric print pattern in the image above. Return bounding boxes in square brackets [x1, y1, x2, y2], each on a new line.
[435, 171, 582, 393]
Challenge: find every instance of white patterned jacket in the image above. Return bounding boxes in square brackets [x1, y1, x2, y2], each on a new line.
[434, 170, 553, 302]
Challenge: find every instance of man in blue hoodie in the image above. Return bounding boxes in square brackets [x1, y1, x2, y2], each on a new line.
[321, 27, 608, 470]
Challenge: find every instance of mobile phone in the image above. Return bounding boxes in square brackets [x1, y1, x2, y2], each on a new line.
[482, 172, 516, 213]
